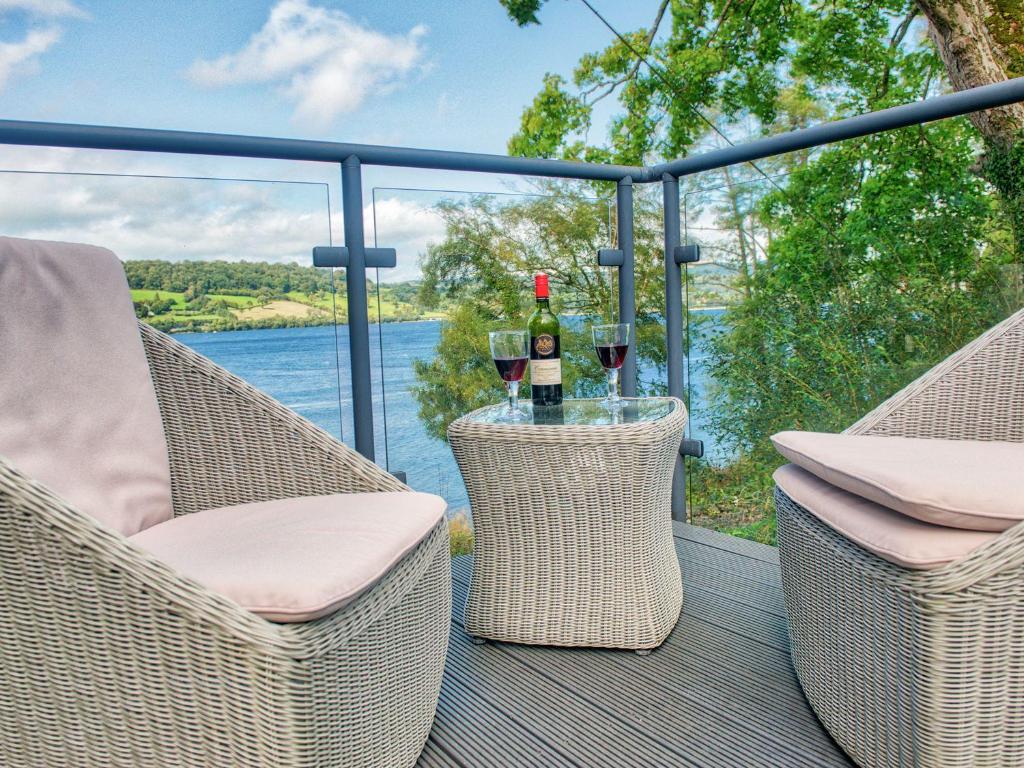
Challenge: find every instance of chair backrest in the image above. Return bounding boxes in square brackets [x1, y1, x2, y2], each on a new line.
[0, 236, 173, 535]
[847, 306, 1024, 442]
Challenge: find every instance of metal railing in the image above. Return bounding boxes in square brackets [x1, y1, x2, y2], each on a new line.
[2, 76, 1023, 519]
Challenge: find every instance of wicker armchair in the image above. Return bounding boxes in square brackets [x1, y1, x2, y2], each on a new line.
[776, 307, 1024, 768]
[0, 321, 451, 768]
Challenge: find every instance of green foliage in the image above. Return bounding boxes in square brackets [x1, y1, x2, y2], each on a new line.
[502, 0, 947, 167]
[493, 0, 1023, 543]
[126, 260, 436, 332]
[982, 133, 1024, 254]
[507, 74, 593, 160]
[124, 259, 337, 296]
[448, 512, 475, 556]
[699, 120, 1020, 528]
[499, 0, 546, 26]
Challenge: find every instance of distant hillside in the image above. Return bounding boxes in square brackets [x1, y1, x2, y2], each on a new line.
[124, 259, 444, 332]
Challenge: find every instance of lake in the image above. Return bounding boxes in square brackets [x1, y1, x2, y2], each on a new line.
[177, 316, 719, 514]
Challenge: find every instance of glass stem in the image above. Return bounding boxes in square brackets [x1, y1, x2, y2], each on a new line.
[607, 367, 619, 402]
[508, 380, 520, 412]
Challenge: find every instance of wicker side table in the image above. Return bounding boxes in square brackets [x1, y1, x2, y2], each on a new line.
[448, 397, 687, 651]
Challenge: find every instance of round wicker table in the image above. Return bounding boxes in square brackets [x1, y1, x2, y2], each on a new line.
[448, 397, 687, 652]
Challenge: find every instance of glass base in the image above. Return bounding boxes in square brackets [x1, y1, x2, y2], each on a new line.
[501, 405, 529, 422]
[601, 395, 623, 411]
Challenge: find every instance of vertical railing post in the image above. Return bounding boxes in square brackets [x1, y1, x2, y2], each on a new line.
[616, 176, 637, 397]
[662, 174, 687, 521]
[341, 155, 375, 461]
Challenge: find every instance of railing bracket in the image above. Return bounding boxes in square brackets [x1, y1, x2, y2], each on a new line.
[312, 246, 348, 268]
[598, 248, 624, 267]
[366, 248, 397, 269]
[674, 244, 701, 264]
[313, 246, 397, 269]
[680, 439, 704, 458]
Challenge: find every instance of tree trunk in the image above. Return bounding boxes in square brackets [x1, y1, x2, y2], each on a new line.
[916, 0, 1023, 147]
[916, 0, 1024, 256]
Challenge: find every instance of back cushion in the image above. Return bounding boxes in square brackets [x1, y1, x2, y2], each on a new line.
[0, 236, 173, 535]
[772, 430, 1024, 532]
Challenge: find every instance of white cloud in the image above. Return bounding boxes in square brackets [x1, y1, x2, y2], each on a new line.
[0, 27, 59, 90]
[0, 148, 449, 282]
[0, 150, 335, 265]
[363, 197, 446, 281]
[0, 0, 84, 17]
[188, 0, 428, 126]
[0, 0, 83, 92]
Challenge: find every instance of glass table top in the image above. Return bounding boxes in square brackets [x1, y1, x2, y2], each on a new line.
[465, 397, 678, 426]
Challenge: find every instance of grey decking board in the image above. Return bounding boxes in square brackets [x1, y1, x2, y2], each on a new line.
[681, 588, 792, 652]
[676, 538, 786, 588]
[424, 524, 853, 767]
[487, 635, 839, 768]
[674, 522, 780, 564]
[441, 600, 699, 767]
[678, 561, 788, 618]
[423, 640, 578, 768]
[449, 562, 843, 768]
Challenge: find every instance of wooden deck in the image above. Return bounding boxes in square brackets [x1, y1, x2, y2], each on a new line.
[419, 523, 854, 767]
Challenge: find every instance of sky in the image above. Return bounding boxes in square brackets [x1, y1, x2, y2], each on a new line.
[0, 0, 654, 279]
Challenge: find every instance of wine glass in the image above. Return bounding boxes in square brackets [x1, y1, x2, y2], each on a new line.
[592, 323, 630, 409]
[489, 330, 529, 421]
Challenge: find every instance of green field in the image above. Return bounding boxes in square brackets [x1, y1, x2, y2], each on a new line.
[131, 290, 263, 309]
[131, 286, 445, 332]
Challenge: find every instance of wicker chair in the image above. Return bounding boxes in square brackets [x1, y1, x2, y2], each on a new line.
[776, 307, 1024, 768]
[0, 240, 451, 768]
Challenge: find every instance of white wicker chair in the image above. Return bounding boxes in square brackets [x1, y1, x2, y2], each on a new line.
[776, 307, 1024, 768]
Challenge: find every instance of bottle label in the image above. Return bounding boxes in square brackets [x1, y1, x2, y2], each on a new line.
[530, 358, 561, 385]
[534, 334, 555, 356]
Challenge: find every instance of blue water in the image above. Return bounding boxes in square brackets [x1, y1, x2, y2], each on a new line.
[176, 314, 722, 513]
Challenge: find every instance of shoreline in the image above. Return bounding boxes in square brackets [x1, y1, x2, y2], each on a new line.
[156, 305, 730, 334]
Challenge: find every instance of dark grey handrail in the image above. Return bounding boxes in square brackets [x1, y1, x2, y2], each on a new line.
[649, 76, 1024, 180]
[2, 77, 1020, 184]
[0, 119, 642, 182]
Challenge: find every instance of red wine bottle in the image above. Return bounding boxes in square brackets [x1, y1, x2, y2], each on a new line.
[528, 273, 563, 406]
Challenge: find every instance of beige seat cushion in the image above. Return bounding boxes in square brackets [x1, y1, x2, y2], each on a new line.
[774, 464, 998, 569]
[130, 491, 446, 622]
[771, 431, 1024, 532]
[0, 236, 173, 535]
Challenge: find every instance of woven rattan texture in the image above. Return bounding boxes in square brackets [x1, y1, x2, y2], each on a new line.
[448, 398, 687, 650]
[846, 309, 1024, 441]
[140, 322, 407, 516]
[0, 324, 451, 768]
[777, 307, 1024, 768]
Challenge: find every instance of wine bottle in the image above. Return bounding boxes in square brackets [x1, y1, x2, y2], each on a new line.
[528, 273, 563, 406]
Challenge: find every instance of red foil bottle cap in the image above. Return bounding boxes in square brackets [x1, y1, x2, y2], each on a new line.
[535, 272, 549, 299]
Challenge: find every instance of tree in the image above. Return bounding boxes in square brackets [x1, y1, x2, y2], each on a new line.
[503, 1, 1023, 252]
[494, 1, 1021, 539]
[915, 0, 1024, 251]
[412, 183, 665, 440]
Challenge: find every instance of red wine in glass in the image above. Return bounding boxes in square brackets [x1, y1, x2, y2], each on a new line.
[592, 323, 630, 409]
[594, 343, 628, 370]
[493, 356, 528, 382]
[488, 330, 529, 421]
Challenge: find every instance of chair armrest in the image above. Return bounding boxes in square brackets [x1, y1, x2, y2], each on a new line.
[846, 308, 1024, 442]
[140, 323, 406, 516]
[0, 457, 285, 650]
[929, 517, 1024, 593]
